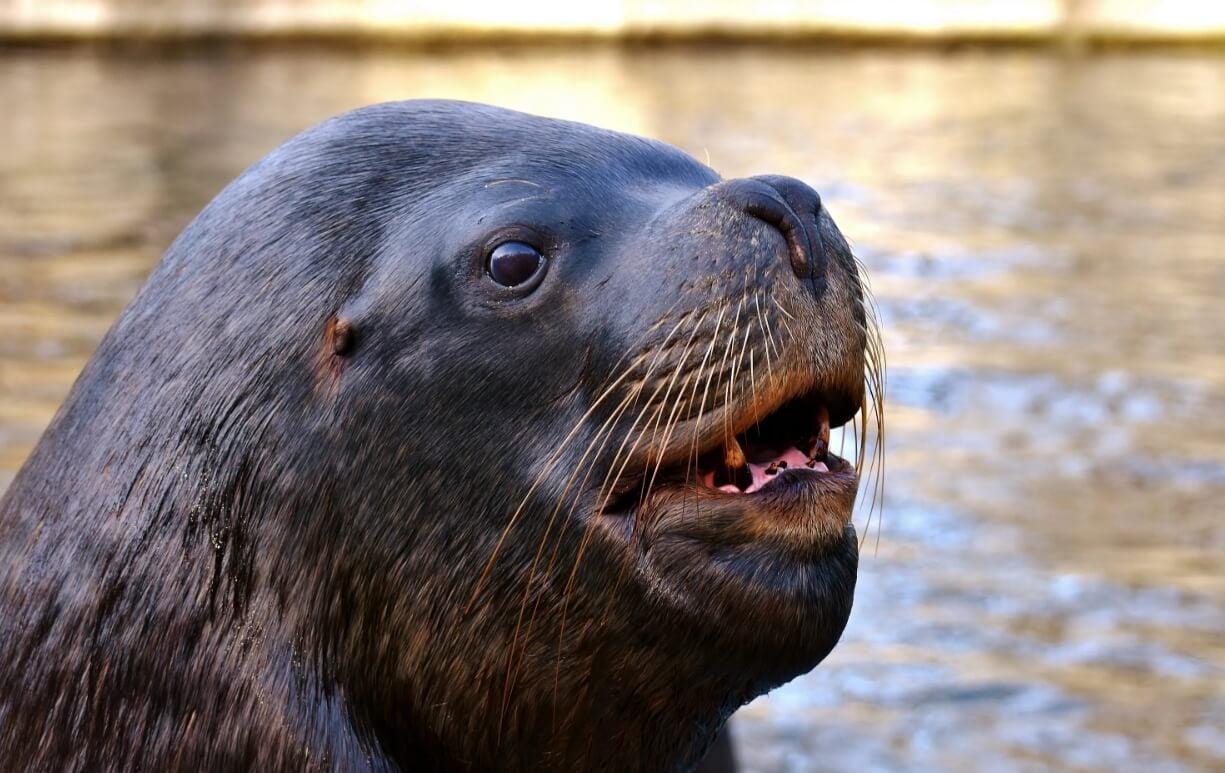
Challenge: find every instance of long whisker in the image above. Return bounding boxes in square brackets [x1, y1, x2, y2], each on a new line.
[770, 296, 797, 342]
[547, 307, 710, 590]
[491, 312, 697, 731]
[733, 307, 756, 425]
[754, 289, 781, 363]
[529, 307, 701, 586]
[500, 309, 701, 719]
[588, 298, 730, 632]
[596, 323, 721, 634]
[500, 377, 647, 711]
[468, 299, 693, 612]
[850, 258, 887, 552]
[555, 397, 666, 630]
[544, 310, 713, 708]
[466, 352, 648, 613]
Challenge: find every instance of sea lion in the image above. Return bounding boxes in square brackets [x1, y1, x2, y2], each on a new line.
[0, 100, 881, 771]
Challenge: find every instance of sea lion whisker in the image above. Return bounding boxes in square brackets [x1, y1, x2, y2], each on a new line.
[712, 294, 747, 474]
[687, 302, 732, 455]
[576, 315, 706, 542]
[771, 300, 797, 343]
[731, 317, 755, 425]
[605, 298, 720, 605]
[467, 350, 653, 612]
[862, 390, 887, 554]
[643, 303, 731, 536]
[501, 311, 700, 709]
[771, 294, 797, 322]
[526, 388, 658, 727]
[578, 399, 676, 651]
[748, 347, 760, 432]
[472, 313, 678, 604]
[632, 314, 715, 512]
[502, 382, 649, 730]
[675, 325, 729, 537]
[640, 343, 713, 519]
[535, 314, 711, 708]
[753, 290, 782, 362]
[508, 342, 691, 712]
[553, 398, 668, 682]
[854, 255, 886, 324]
[536, 307, 706, 602]
[855, 397, 875, 548]
[854, 397, 875, 551]
[682, 324, 724, 498]
[854, 284, 887, 547]
[867, 364, 888, 550]
[758, 299, 785, 392]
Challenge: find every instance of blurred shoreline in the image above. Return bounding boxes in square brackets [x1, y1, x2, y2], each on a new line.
[2, 0, 1225, 49]
[2, 30, 1224, 51]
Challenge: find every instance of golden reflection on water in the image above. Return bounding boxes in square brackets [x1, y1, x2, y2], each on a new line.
[1, 46, 1223, 770]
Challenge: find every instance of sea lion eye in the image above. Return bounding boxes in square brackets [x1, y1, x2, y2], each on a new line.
[487, 241, 545, 288]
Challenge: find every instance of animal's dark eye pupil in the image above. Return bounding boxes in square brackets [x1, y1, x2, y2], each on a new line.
[488, 241, 544, 287]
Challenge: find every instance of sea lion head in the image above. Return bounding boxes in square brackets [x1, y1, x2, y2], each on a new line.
[0, 100, 882, 771]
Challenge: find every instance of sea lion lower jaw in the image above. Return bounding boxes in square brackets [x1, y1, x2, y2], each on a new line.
[596, 447, 860, 677]
[576, 376, 863, 707]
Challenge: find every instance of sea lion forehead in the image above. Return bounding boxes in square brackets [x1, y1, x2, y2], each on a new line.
[329, 99, 718, 187]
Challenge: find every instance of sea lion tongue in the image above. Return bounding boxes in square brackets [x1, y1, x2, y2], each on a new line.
[701, 446, 830, 493]
[698, 396, 836, 493]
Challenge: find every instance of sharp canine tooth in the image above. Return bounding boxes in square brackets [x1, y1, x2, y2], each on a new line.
[817, 405, 831, 457]
[724, 435, 746, 470]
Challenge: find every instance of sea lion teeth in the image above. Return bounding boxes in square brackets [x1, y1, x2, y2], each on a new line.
[765, 462, 780, 475]
[724, 435, 746, 470]
[817, 405, 831, 449]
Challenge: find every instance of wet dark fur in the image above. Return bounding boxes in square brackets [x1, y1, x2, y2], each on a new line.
[0, 101, 869, 771]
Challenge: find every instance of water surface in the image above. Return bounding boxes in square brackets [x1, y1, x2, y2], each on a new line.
[1, 45, 1222, 772]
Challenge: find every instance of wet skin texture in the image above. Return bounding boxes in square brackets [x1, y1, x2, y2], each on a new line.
[0, 101, 871, 772]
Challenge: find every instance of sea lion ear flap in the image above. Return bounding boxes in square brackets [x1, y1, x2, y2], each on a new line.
[328, 290, 379, 359]
[313, 310, 363, 399]
[331, 317, 356, 356]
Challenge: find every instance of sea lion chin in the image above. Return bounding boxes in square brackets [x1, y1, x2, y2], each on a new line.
[0, 100, 881, 772]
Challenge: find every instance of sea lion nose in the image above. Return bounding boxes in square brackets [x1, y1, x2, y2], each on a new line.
[716, 176, 827, 291]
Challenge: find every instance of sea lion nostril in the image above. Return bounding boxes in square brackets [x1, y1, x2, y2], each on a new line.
[752, 175, 822, 219]
[717, 177, 825, 287]
[750, 175, 828, 292]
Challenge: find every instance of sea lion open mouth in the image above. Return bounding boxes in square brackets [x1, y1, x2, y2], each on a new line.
[695, 389, 854, 491]
[637, 384, 859, 493]
[601, 382, 862, 541]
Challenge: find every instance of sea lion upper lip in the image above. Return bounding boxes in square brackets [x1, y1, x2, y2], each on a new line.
[596, 381, 861, 557]
[594, 375, 862, 518]
[616, 375, 864, 492]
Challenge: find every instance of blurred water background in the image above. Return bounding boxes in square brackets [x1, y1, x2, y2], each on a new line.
[1, 45, 1222, 771]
